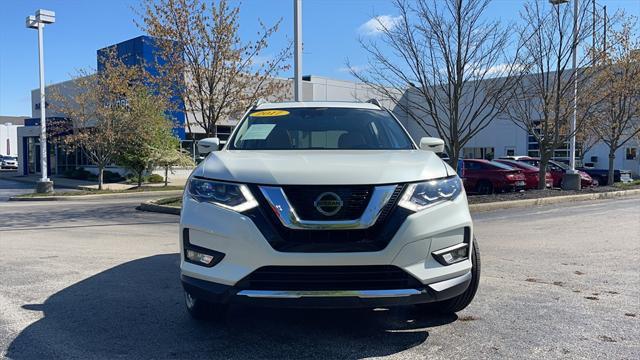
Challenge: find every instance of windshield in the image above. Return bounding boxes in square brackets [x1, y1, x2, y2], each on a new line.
[498, 160, 538, 171]
[229, 107, 415, 150]
[489, 161, 516, 170]
[550, 160, 569, 170]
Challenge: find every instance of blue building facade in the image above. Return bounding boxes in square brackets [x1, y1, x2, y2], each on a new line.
[19, 36, 188, 177]
[97, 35, 187, 140]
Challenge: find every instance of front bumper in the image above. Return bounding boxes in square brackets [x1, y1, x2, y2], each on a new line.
[182, 271, 471, 308]
[179, 188, 474, 307]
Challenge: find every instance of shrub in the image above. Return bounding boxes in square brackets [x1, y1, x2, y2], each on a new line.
[148, 174, 164, 183]
[103, 170, 124, 183]
[66, 167, 92, 180]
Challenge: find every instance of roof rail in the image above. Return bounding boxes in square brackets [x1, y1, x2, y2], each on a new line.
[254, 98, 267, 108]
[366, 98, 383, 108]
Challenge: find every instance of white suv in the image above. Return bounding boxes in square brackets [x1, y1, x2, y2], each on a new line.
[180, 101, 480, 319]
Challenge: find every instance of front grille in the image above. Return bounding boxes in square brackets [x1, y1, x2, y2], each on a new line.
[246, 184, 410, 253]
[236, 265, 423, 291]
[282, 185, 372, 220]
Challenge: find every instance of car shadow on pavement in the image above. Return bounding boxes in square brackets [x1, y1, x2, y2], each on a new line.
[7, 254, 456, 359]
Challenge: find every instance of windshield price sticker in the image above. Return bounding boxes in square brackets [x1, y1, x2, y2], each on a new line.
[249, 110, 290, 117]
[240, 124, 277, 140]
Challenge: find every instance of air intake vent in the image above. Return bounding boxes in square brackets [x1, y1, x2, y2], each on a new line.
[236, 265, 422, 291]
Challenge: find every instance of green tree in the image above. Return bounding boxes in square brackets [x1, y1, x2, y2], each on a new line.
[152, 141, 194, 187]
[118, 89, 176, 188]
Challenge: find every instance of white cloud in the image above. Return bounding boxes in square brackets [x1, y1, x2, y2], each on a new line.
[338, 64, 369, 73]
[469, 63, 526, 78]
[358, 15, 402, 36]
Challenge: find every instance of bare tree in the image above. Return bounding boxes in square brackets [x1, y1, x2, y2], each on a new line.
[502, 0, 601, 189]
[349, 0, 524, 168]
[138, 0, 291, 138]
[586, 14, 640, 185]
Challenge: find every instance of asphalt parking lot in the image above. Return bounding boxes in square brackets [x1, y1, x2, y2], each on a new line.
[0, 192, 638, 359]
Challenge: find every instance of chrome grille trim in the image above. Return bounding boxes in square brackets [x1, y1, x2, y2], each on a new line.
[259, 185, 398, 230]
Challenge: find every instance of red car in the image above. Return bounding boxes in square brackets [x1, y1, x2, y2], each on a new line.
[499, 156, 595, 188]
[458, 159, 526, 194]
[494, 159, 553, 189]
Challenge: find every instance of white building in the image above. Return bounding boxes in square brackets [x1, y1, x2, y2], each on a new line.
[0, 117, 25, 157]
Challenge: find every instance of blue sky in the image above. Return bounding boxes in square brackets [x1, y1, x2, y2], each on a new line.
[1, 0, 638, 116]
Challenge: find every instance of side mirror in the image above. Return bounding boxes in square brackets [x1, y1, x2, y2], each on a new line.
[419, 137, 445, 153]
[197, 137, 220, 154]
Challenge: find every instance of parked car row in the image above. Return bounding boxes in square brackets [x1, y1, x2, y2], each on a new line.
[575, 166, 633, 186]
[455, 156, 603, 195]
[501, 156, 596, 189]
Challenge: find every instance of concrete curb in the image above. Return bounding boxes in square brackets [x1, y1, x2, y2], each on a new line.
[9, 190, 184, 201]
[468, 188, 640, 213]
[137, 199, 181, 215]
[136, 188, 640, 216]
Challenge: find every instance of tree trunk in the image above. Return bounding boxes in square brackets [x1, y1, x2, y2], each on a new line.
[538, 153, 551, 190]
[447, 143, 461, 170]
[164, 166, 169, 187]
[137, 170, 143, 188]
[98, 167, 104, 191]
[607, 150, 616, 186]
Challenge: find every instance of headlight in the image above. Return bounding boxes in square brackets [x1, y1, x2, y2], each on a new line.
[398, 176, 463, 212]
[187, 178, 258, 212]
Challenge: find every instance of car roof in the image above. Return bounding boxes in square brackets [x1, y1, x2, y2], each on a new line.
[255, 101, 381, 110]
[498, 156, 533, 160]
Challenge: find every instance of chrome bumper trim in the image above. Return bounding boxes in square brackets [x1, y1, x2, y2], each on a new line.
[236, 288, 422, 299]
[428, 271, 472, 292]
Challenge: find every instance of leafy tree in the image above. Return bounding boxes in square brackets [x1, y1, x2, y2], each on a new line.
[50, 51, 146, 190]
[152, 143, 195, 187]
[118, 88, 177, 187]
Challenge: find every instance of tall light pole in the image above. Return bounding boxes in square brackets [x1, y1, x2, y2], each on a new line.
[293, 0, 302, 101]
[26, 9, 55, 193]
[570, 0, 578, 173]
[550, 0, 581, 189]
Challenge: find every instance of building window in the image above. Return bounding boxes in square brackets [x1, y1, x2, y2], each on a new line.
[505, 147, 516, 156]
[216, 125, 234, 141]
[626, 147, 637, 160]
[463, 147, 495, 160]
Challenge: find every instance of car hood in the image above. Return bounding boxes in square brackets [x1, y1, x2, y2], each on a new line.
[194, 150, 450, 185]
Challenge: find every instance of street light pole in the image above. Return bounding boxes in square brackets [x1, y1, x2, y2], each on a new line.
[293, 0, 302, 101]
[549, 0, 581, 189]
[569, 0, 578, 172]
[26, 9, 55, 193]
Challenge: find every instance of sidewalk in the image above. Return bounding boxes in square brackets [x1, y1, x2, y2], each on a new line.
[0, 171, 97, 189]
[0, 171, 188, 190]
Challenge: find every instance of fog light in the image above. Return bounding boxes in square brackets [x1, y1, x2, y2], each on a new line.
[186, 250, 215, 265]
[432, 243, 469, 266]
[183, 229, 225, 267]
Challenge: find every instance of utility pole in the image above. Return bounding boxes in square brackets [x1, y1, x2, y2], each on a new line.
[570, 0, 578, 173]
[26, 9, 55, 193]
[550, 0, 581, 189]
[293, 0, 302, 101]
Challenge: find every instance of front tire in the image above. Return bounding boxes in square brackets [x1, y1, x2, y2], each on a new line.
[423, 238, 481, 314]
[184, 290, 227, 320]
[476, 181, 493, 195]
